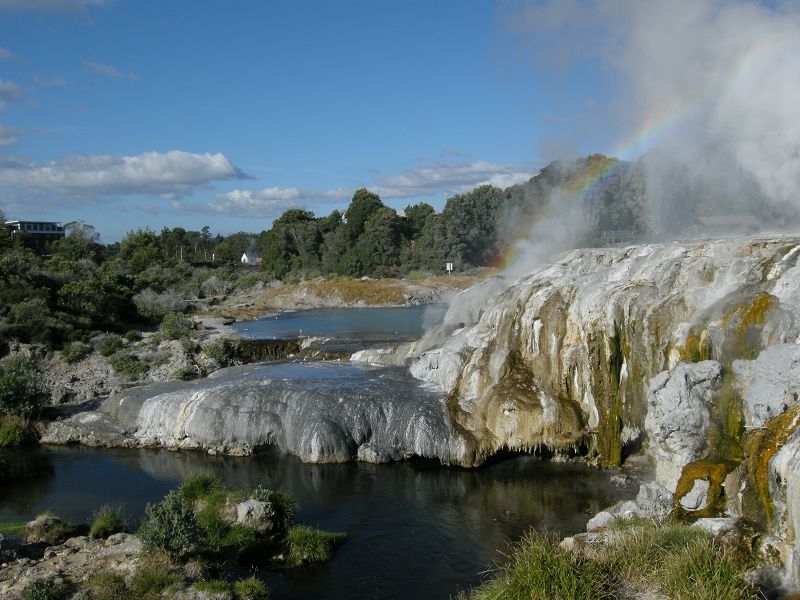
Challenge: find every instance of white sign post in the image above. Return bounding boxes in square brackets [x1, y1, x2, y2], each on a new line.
[446, 262, 453, 274]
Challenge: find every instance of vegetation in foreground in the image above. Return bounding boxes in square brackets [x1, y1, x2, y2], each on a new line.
[459, 521, 761, 600]
[5, 472, 342, 600]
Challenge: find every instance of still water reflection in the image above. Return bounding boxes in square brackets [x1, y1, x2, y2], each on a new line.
[1, 445, 633, 599]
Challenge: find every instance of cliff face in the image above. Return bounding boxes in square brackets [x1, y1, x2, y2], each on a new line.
[412, 237, 800, 464]
[409, 236, 800, 585]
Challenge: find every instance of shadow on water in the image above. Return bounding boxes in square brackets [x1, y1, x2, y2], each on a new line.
[0, 445, 635, 600]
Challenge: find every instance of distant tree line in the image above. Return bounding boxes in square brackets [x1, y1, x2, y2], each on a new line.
[0, 154, 654, 350]
[258, 154, 651, 280]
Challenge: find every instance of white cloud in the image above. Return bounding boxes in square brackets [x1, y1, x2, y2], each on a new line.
[0, 80, 22, 109]
[211, 186, 351, 217]
[373, 159, 534, 198]
[32, 74, 68, 87]
[0, 123, 20, 146]
[82, 60, 138, 81]
[0, 150, 248, 195]
[0, 0, 109, 12]
[0, 47, 20, 61]
[213, 160, 533, 217]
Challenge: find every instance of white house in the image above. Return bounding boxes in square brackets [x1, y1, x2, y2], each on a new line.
[240, 252, 262, 265]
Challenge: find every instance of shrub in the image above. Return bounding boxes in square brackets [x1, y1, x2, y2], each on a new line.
[180, 337, 198, 354]
[286, 525, 346, 567]
[0, 416, 33, 447]
[85, 571, 128, 600]
[134, 287, 188, 322]
[108, 350, 148, 380]
[89, 504, 127, 538]
[203, 337, 235, 366]
[234, 577, 270, 600]
[0, 355, 49, 418]
[9, 297, 51, 330]
[160, 312, 195, 340]
[124, 329, 142, 342]
[202, 275, 234, 297]
[139, 491, 206, 562]
[61, 341, 91, 364]
[21, 575, 72, 600]
[98, 335, 124, 357]
[174, 365, 199, 381]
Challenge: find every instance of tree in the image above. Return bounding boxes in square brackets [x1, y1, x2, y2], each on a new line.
[403, 203, 434, 239]
[0, 355, 49, 418]
[340, 207, 406, 277]
[0, 210, 12, 252]
[342, 188, 384, 241]
[119, 229, 162, 275]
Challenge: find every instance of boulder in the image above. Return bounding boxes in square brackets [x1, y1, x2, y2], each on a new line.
[236, 500, 275, 534]
[679, 479, 711, 511]
[24, 515, 77, 545]
[644, 361, 723, 491]
[733, 343, 800, 428]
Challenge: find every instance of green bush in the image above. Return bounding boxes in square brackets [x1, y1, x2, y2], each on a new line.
[61, 341, 91, 364]
[89, 504, 127, 538]
[180, 337, 198, 354]
[108, 350, 148, 380]
[139, 491, 206, 562]
[0, 416, 33, 447]
[98, 335, 124, 357]
[234, 577, 270, 600]
[202, 337, 235, 366]
[286, 525, 346, 567]
[174, 365, 199, 380]
[21, 576, 72, 600]
[0, 355, 50, 418]
[160, 312, 195, 340]
[85, 571, 128, 600]
[124, 329, 142, 342]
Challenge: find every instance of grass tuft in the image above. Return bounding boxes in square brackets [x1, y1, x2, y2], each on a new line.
[89, 504, 127, 538]
[234, 576, 270, 600]
[286, 525, 346, 567]
[178, 472, 225, 505]
[459, 530, 615, 600]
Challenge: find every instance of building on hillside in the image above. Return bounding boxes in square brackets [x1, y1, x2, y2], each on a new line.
[240, 252, 262, 265]
[7, 220, 65, 249]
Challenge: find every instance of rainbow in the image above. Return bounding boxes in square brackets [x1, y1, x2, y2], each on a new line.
[491, 30, 795, 272]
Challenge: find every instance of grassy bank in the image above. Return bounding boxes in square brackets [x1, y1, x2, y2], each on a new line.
[459, 520, 761, 600]
[203, 274, 481, 320]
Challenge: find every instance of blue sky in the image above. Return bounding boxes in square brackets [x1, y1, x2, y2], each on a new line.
[0, 0, 617, 241]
